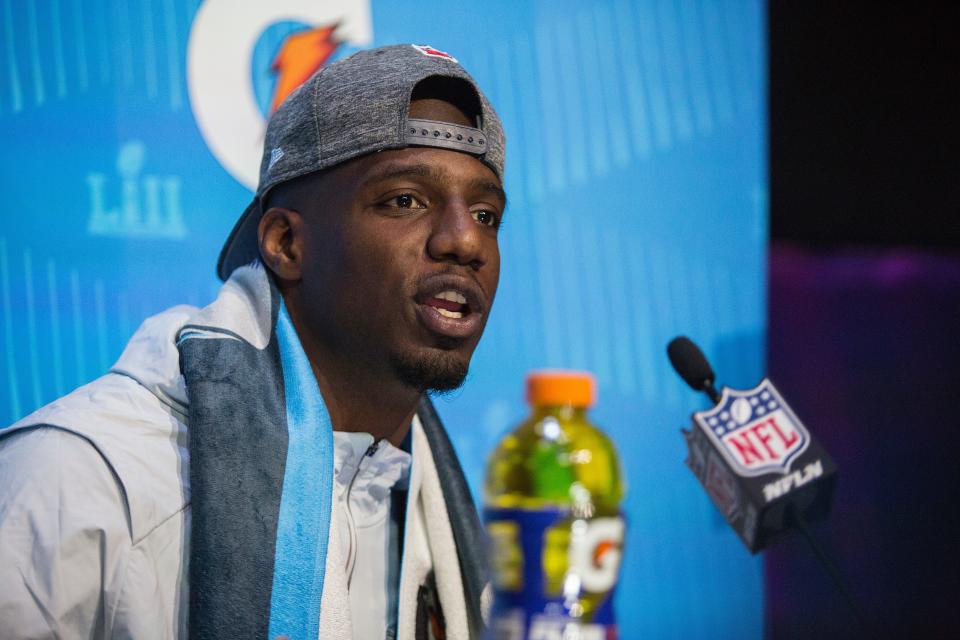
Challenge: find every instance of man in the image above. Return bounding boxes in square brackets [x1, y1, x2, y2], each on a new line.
[0, 44, 506, 639]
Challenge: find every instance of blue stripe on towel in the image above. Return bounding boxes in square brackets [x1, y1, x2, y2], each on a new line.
[268, 303, 334, 639]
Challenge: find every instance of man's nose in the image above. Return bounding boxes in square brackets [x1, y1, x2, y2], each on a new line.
[426, 201, 487, 270]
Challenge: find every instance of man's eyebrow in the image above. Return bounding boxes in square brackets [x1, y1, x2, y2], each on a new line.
[363, 163, 507, 208]
[363, 164, 434, 184]
[472, 179, 508, 210]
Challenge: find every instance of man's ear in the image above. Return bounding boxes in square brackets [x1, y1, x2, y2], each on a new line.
[258, 207, 305, 282]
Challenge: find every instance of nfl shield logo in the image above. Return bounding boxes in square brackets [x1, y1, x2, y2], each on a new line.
[693, 379, 810, 477]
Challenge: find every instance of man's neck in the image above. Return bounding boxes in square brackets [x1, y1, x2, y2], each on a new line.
[310, 362, 419, 447]
[283, 299, 420, 447]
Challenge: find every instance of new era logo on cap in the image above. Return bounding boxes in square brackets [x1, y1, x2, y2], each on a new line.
[268, 147, 284, 171]
[411, 44, 458, 63]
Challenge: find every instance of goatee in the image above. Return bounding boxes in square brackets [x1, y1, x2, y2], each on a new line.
[390, 349, 469, 392]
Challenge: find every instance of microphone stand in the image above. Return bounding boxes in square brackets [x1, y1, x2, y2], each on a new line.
[697, 378, 875, 633]
[784, 504, 878, 634]
[667, 337, 878, 634]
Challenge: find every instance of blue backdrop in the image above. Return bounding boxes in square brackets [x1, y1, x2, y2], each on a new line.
[0, 1, 767, 637]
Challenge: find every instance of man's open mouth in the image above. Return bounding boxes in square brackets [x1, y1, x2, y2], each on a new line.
[414, 276, 487, 340]
[427, 290, 469, 319]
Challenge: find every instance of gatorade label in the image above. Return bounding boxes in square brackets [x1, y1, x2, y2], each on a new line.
[484, 507, 624, 640]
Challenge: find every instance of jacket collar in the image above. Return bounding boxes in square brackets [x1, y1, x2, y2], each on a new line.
[110, 263, 276, 413]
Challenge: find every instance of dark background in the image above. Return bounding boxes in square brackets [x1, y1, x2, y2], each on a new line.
[770, 2, 958, 249]
[766, 2, 960, 638]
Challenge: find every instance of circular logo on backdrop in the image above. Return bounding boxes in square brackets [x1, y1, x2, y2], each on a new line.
[186, 0, 373, 191]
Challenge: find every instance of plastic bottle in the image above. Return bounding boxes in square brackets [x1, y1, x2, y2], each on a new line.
[484, 370, 626, 640]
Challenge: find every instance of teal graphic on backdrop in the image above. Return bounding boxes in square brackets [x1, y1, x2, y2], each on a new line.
[87, 140, 186, 239]
[0, 1, 768, 637]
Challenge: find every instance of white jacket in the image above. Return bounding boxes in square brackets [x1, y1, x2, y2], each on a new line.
[0, 265, 488, 639]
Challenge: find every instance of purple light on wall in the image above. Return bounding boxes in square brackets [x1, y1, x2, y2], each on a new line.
[764, 243, 960, 638]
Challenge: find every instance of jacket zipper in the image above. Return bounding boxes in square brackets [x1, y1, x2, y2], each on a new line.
[345, 440, 380, 587]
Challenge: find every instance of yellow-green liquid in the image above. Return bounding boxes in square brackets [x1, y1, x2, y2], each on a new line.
[484, 404, 626, 621]
[484, 405, 624, 513]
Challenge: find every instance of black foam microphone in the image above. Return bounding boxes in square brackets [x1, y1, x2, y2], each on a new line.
[666, 336, 837, 553]
[667, 336, 720, 403]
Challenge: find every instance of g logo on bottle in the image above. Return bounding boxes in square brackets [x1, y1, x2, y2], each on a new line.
[568, 517, 625, 593]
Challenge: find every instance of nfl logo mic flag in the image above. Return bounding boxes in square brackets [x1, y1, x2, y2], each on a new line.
[697, 379, 810, 478]
[684, 379, 837, 552]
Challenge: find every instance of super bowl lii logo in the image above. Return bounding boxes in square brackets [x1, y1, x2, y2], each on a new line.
[86, 141, 186, 239]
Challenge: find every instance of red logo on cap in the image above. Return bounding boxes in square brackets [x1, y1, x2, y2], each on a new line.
[412, 44, 458, 63]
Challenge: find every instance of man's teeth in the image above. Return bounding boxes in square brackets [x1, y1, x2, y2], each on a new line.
[436, 307, 464, 319]
[435, 290, 467, 304]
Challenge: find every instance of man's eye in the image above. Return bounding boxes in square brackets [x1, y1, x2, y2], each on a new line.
[472, 209, 499, 228]
[389, 194, 423, 209]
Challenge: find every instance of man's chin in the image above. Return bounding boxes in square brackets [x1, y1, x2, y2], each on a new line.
[389, 348, 470, 393]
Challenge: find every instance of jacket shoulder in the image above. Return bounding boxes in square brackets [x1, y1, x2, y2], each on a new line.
[2, 372, 190, 543]
[0, 425, 128, 525]
[0, 426, 134, 636]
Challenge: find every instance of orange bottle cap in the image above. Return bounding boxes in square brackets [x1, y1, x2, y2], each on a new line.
[526, 370, 596, 408]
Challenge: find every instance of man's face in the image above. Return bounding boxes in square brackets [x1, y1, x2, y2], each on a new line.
[291, 128, 505, 392]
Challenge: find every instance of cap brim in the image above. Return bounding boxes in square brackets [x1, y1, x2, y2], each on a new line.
[216, 197, 262, 281]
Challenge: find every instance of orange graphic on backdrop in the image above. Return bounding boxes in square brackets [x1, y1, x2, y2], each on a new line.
[269, 24, 340, 114]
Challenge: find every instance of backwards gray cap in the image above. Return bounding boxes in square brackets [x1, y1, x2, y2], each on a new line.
[217, 43, 506, 281]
